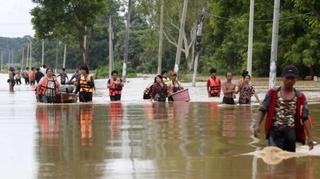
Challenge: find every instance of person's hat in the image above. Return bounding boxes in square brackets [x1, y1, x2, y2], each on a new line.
[282, 65, 299, 78]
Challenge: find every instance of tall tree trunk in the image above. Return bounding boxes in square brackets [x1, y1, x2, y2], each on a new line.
[79, 35, 89, 66]
[157, 0, 164, 75]
[122, 0, 131, 81]
[79, 27, 89, 65]
[174, 0, 188, 73]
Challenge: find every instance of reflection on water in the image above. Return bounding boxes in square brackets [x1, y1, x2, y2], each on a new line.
[14, 103, 320, 178]
[257, 158, 316, 179]
[109, 102, 123, 135]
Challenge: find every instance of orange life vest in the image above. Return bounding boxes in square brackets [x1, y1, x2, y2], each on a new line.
[208, 78, 221, 96]
[108, 79, 122, 96]
[79, 75, 94, 93]
[37, 77, 59, 96]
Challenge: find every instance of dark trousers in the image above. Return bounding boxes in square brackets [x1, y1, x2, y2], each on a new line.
[24, 77, 29, 84]
[268, 126, 296, 152]
[79, 92, 93, 102]
[110, 94, 121, 101]
[223, 97, 235, 105]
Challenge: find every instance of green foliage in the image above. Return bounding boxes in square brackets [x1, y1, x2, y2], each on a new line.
[31, 0, 109, 64]
[2, 0, 320, 78]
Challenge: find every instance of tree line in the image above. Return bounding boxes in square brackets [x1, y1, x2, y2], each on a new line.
[0, 0, 319, 78]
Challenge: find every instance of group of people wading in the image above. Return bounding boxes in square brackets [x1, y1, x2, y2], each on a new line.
[143, 70, 184, 102]
[36, 65, 97, 103]
[7, 64, 125, 103]
[207, 68, 260, 105]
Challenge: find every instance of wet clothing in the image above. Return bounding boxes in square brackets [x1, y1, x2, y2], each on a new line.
[22, 70, 29, 84]
[110, 95, 121, 101]
[268, 126, 296, 152]
[152, 83, 167, 102]
[15, 72, 22, 85]
[108, 78, 123, 101]
[8, 71, 15, 91]
[239, 84, 255, 104]
[168, 80, 183, 101]
[223, 97, 235, 105]
[207, 77, 221, 97]
[272, 93, 297, 128]
[259, 87, 310, 149]
[170, 80, 183, 93]
[70, 72, 80, 84]
[79, 92, 93, 102]
[37, 76, 60, 103]
[75, 74, 95, 102]
[58, 72, 68, 85]
[35, 71, 44, 84]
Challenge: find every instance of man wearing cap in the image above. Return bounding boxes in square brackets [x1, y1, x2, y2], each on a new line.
[253, 65, 314, 152]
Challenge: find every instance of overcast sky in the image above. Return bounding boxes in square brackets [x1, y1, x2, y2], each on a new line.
[0, 0, 36, 38]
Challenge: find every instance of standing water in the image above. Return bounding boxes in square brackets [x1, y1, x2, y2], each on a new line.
[0, 74, 319, 179]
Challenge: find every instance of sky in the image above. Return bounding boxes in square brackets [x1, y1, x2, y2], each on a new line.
[0, 0, 36, 38]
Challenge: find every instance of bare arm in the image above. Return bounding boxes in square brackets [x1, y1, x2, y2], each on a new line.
[254, 93, 260, 104]
[253, 111, 266, 137]
[304, 118, 314, 150]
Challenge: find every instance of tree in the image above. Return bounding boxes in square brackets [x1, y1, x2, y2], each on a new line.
[31, 0, 108, 65]
[292, 0, 320, 28]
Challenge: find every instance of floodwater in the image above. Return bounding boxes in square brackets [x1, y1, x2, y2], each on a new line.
[0, 74, 319, 179]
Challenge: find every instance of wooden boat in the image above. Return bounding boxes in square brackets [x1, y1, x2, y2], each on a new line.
[55, 93, 78, 103]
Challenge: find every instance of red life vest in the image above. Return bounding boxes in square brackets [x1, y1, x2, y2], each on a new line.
[108, 79, 122, 96]
[208, 78, 221, 96]
[37, 77, 59, 96]
[264, 88, 310, 144]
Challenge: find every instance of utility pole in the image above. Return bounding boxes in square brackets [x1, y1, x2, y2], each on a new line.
[63, 44, 67, 68]
[247, 0, 254, 76]
[108, 16, 114, 79]
[29, 41, 32, 68]
[157, 0, 164, 75]
[269, 0, 280, 89]
[11, 49, 14, 65]
[26, 44, 29, 69]
[192, 12, 205, 87]
[8, 49, 11, 66]
[41, 39, 44, 65]
[122, 0, 132, 81]
[174, 0, 188, 73]
[21, 47, 24, 70]
[0, 51, 3, 72]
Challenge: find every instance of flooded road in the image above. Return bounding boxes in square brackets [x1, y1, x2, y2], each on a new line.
[0, 74, 319, 179]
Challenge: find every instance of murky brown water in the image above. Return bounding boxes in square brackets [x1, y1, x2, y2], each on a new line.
[0, 75, 319, 179]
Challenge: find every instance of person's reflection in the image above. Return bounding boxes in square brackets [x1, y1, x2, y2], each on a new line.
[36, 105, 61, 140]
[144, 101, 154, 122]
[109, 102, 123, 135]
[222, 107, 236, 138]
[262, 158, 315, 179]
[80, 104, 93, 146]
[153, 102, 168, 120]
[208, 102, 220, 125]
